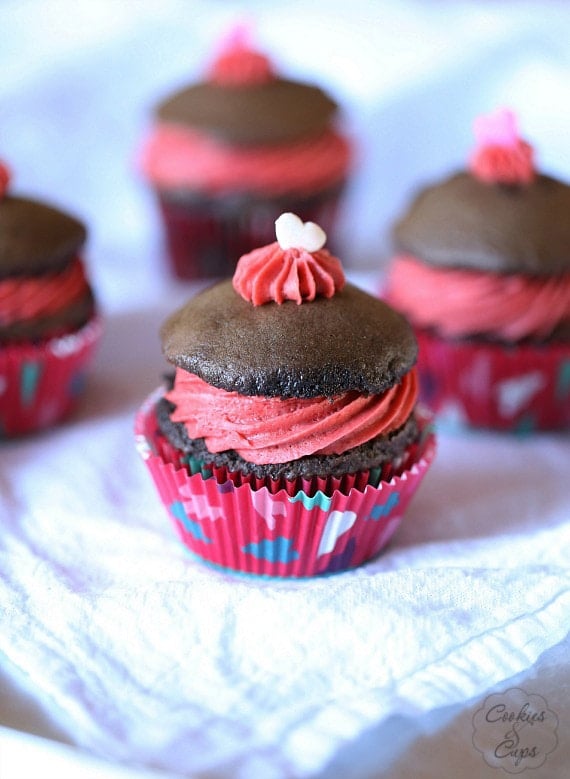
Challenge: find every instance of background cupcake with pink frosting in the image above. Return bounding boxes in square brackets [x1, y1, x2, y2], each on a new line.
[0, 159, 101, 437]
[385, 108, 570, 432]
[136, 212, 435, 577]
[138, 25, 353, 281]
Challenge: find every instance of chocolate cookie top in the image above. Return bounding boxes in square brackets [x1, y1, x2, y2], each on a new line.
[156, 77, 338, 147]
[0, 195, 87, 279]
[393, 172, 570, 276]
[161, 279, 417, 399]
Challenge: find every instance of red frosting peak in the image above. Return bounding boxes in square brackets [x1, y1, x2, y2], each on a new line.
[208, 24, 275, 86]
[234, 213, 345, 305]
[0, 161, 11, 198]
[469, 108, 535, 185]
[233, 242, 346, 306]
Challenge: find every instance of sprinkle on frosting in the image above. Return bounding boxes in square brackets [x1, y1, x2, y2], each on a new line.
[0, 161, 11, 198]
[469, 108, 535, 186]
[207, 24, 275, 86]
[275, 212, 326, 252]
[233, 213, 345, 305]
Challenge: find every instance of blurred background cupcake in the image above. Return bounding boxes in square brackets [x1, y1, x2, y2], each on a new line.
[0, 159, 101, 437]
[385, 109, 570, 431]
[138, 24, 353, 281]
[136, 213, 435, 577]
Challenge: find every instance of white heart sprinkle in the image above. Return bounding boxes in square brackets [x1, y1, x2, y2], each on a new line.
[275, 212, 326, 252]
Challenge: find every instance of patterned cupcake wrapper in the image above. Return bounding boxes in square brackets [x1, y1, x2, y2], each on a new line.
[156, 183, 345, 281]
[135, 389, 436, 577]
[0, 316, 102, 437]
[415, 328, 570, 432]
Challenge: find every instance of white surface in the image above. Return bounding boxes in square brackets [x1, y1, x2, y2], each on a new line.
[1, 2, 570, 778]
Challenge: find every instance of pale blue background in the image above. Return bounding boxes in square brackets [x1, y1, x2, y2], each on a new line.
[1, 3, 569, 779]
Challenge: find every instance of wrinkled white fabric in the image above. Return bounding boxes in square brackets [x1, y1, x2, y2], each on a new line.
[1, 2, 570, 778]
[1, 300, 569, 779]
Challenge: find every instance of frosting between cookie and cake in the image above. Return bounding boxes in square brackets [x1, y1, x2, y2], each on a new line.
[165, 367, 418, 465]
[0, 257, 91, 327]
[139, 124, 351, 195]
[233, 218, 344, 305]
[387, 255, 570, 340]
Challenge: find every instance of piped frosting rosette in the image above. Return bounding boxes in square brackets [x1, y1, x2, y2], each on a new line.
[206, 23, 276, 86]
[136, 214, 435, 576]
[469, 107, 535, 186]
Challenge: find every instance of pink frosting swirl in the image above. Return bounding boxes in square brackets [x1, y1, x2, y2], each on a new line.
[233, 241, 345, 305]
[0, 257, 90, 327]
[207, 25, 275, 86]
[387, 255, 570, 341]
[138, 124, 351, 195]
[166, 368, 418, 465]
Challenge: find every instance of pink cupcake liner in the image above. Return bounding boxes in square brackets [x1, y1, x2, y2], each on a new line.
[0, 316, 102, 437]
[156, 184, 345, 281]
[135, 389, 436, 577]
[415, 327, 570, 431]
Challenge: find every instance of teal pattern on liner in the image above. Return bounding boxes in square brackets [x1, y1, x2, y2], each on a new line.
[368, 466, 382, 487]
[369, 492, 400, 520]
[514, 414, 536, 435]
[182, 454, 213, 478]
[242, 537, 300, 563]
[289, 490, 333, 512]
[170, 500, 212, 543]
[20, 361, 42, 407]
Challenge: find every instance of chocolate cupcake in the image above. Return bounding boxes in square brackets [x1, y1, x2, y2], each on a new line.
[136, 213, 435, 577]
[0, 160, 101, 436]
[386, 109, 570, 431]
[138, 25, 353, 280]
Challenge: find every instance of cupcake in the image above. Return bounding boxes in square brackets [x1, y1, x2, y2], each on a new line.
[135, 212, 435, 577]
[386, 109, 570, 431]
[139, 25, 353, 281]
[0, 160, 101, 437]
